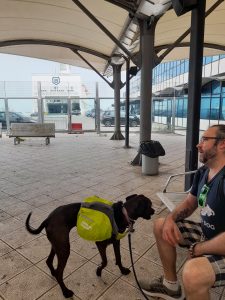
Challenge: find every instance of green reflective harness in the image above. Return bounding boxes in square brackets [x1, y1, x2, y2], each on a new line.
[77, 196, 127, 241]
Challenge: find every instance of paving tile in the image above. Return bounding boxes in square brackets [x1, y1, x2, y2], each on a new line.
[0, 240, 13, 257]
[0, 217, 24, 236]
[91, 243, 140, 277]
[119, 256, 164, 288]
[0, 210, 11, 222]
[0, 196, 23, 210]
[14, 207, 49, 224]
[42, 188, 72, 200]
[37, 199, 66, 213]
[70, 236, 99, 260]
[22, 194, 54, 208]
[15, 190, 44, 201]
[62, 261, 117, 300]
[37, 250, 88, 278]
[0, 266, 56, 300]
[2, 225, 43, 249]
[98, 278, 143, 300]
[0, 251, 32, 285]
[37, 284, 75, 300]
[2, 201, 33, 217]
[121, 232, 155, 256]
[16, 236, 50, 263]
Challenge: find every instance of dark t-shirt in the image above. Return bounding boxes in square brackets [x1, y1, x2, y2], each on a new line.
[190, 165, 225, 240]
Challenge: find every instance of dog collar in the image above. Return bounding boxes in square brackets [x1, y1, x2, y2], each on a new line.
[122, 206, 135, 232]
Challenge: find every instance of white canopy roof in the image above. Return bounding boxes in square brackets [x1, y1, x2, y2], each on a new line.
[0, 0, 224, 75]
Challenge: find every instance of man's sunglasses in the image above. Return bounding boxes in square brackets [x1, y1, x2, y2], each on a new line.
[199, 136, 224, 143]
[198, 184, 210, 208]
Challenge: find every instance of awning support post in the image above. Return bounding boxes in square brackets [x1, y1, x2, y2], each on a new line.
[185, 0, 206, 189]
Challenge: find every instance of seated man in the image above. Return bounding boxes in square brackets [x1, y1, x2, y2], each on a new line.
[140, 124, 225, 300]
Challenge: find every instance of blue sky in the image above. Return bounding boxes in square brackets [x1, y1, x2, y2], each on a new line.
[0, 53, 124, 113]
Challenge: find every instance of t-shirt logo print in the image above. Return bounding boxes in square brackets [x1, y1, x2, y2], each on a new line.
[201, 204, 215, 217]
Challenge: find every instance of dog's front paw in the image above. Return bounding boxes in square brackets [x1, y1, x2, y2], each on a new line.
[121, 267, 131, 275]
[96, 266, 102, 277]
[63, 288, 74, 298]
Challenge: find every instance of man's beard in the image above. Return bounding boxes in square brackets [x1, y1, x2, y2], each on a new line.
[199, 147, 217, 164]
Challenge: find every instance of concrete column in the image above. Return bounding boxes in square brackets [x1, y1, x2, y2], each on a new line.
[67, 97, 72, 132]
[4, 98, 10, 133]
[139, 18, 156, 143]
[110, 63, 124, 140]
[95, 82, 100, 134]
[131, 17, 158, 165]
[37, 81, 44, 124]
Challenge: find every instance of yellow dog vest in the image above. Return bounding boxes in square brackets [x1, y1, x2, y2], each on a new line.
[77, 196, 127, 241]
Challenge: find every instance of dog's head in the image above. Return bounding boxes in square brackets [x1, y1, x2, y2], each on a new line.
[124, 194, 155, 220]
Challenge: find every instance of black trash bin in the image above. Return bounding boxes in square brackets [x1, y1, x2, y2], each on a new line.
[140, 140, 165, 175]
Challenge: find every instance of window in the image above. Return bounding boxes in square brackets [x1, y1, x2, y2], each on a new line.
[201, 96, 211, 119]
[210, 97, 220, 120]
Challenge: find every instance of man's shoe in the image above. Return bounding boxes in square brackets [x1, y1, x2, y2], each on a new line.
[139, 276, 183, 300]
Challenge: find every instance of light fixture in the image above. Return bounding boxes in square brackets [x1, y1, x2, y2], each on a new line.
[110, 54, 124, 65]
[137, 0, 171, 17]
[171, 0, 198, 16]
[129, 66, 138, 76]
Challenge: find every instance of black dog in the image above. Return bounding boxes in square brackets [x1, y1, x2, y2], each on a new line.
[25, 194, 154, 298]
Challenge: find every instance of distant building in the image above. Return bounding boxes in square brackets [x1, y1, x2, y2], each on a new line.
[130, 55, 225, 129]
[32, 64, 88, 115]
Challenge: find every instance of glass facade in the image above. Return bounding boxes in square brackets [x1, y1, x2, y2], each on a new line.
[130, 54, 225, 129]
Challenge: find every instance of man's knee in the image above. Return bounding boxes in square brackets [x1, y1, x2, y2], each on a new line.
[182, 260, 200, 291]
[153, 217, 165, 237]
[182, 258, 214, 292]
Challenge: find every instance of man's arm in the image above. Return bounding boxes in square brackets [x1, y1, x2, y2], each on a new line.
[171, 192, 198, 222]
[162, 193, 198, 247]
[193, 232, 225, 257]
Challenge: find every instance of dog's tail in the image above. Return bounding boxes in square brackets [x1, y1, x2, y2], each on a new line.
[25, 212, 46, 234]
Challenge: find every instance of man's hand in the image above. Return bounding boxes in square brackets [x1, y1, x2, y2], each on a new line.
[162, 215, 182, 247]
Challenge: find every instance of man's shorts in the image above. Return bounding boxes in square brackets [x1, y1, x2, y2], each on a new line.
[176, 219, 225, 287]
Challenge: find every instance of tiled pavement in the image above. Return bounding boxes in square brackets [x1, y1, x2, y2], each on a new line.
[0, 132, 224, 300]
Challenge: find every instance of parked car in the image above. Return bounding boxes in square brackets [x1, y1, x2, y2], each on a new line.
[30, 112, 38, 117]
[91, 109, 105, 118]
[86, 109, 104, 118]
[0, 112, 36, 129]
[101, 110, 140, 127]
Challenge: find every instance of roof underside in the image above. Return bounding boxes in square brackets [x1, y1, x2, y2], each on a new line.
[0, 0, 224, 76]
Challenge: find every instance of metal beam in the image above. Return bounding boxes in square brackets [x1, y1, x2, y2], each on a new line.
[72, 50, 113, 88]
[72, 0, 132, 59]
[158, 0, 224, 63]
[156, 42, 225, 54]
[0, 39, 110, 61]
[104, 0, 139, 13]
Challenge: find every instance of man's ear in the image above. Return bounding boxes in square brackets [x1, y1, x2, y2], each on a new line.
[219, 139, 225, 151]
[126, 194, 137, 202]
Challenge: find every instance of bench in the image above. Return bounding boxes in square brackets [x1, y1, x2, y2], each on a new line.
[0, 123, 2, 138]
[157, 170, 200, 221]
[9, 123, 55, 145]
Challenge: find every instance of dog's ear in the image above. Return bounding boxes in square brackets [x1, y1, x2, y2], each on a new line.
[126, 194, 137, 202]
